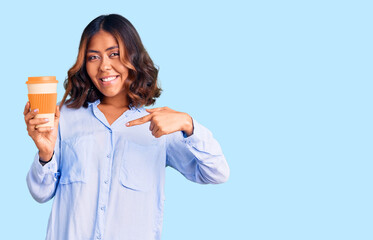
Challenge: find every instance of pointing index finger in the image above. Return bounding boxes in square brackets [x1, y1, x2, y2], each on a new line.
[145, 107, 163, 113]
[126, 114, 152, 127]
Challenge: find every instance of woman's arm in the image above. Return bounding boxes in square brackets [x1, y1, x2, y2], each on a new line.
[165, 118, 230, 184]
[26, 145, 60, 203]
[24, 102, 61, 203]
[126, 106, 229, 184]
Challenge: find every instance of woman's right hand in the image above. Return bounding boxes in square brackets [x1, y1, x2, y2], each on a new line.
[23, 102, 60, 162]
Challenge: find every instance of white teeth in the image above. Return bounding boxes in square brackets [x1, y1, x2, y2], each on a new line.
[101, 76, 117, 82]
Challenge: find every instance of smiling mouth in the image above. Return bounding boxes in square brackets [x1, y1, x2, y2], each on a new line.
[100, 75, 119, 82]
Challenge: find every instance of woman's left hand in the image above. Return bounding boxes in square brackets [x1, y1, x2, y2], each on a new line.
[126, 107, 194, 138]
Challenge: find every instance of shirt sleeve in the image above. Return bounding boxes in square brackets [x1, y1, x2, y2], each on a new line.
[26, 128, 61, 203]
[166, 118, 230, 184]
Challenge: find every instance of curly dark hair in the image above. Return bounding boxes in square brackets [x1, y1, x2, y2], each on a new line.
[61, 14, 161, 109]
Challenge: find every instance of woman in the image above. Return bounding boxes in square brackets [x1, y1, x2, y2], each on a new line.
[24, 14, 229, 240]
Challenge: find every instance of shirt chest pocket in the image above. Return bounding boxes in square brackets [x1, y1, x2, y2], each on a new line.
[119, 141, 163, 192]
[59, 136, 93, 184]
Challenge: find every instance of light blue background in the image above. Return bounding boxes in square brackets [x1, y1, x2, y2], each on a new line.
[1, 0, 372, 239]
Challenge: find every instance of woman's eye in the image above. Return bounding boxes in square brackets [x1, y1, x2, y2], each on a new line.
[87, 55, 99, 61]
[110, 52, 119, 57]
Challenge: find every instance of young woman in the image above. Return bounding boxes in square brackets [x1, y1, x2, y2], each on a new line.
[24, 14, 229, 240]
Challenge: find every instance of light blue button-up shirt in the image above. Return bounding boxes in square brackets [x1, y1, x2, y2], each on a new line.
[27, 99, 229, 240]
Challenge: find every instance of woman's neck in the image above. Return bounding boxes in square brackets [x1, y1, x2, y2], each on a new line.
[100, 95, 129, 109]
[98, 97, 130, 125]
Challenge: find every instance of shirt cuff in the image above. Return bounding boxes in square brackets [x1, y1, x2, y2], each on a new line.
[182, 118, 210, 147]
[32, 152, 58, 178]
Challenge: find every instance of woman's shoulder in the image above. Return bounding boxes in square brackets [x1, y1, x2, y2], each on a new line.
[58, 102, 96, 138]
[59, 101, 94, 116]
[59, 107, 90, 126]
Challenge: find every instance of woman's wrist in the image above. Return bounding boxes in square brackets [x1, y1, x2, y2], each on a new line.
[182, 113, 194, 137]
[39, 151, 54, 164]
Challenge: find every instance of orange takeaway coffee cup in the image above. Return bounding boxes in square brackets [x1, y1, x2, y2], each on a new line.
[26, 76, 58, 128]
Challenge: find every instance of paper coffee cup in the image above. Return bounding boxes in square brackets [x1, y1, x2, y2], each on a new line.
[26, 76, 58, 128]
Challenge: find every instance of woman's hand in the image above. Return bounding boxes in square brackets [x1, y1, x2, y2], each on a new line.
[126, 107, 194, 138]
[23, 102, 60, 161]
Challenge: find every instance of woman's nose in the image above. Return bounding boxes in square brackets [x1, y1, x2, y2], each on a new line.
[100, 56, 112, 71]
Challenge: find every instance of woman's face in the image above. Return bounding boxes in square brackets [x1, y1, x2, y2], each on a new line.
[86, 30, 129, 103]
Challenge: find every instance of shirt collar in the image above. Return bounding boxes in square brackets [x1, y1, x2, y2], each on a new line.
[88, 99, 100, 108]
[130, 105, 142, 112]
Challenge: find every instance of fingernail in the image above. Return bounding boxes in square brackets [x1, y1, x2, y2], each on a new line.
[126, 122, 130, 127]
[50, 127, 54, 130]
[33, 109, 39, 112]
[45, 118, 49, 122]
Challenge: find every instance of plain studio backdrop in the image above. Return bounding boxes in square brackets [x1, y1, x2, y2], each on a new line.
[1, 0, 372, 239]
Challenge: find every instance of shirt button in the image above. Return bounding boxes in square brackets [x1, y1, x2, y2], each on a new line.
[106, 154, 111, 158]
[101, 206, 106, 211]
[104, 180, 109, 184]
[96, 235, 101, 239]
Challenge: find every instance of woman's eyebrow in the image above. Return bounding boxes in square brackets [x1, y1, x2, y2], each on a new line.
[87, 46, 119, 53]
[106, 46, 119, 51]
